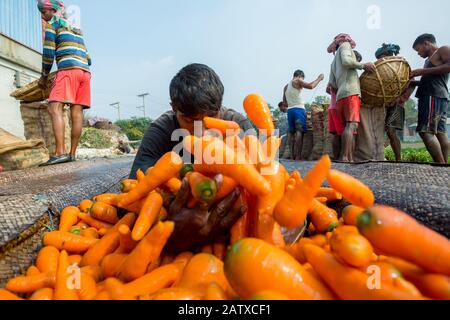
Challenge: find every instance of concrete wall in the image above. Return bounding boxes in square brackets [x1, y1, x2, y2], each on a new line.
[0, 34, 41, 138]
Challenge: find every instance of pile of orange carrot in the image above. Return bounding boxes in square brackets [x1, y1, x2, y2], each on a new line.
[1, 93, 449, 301]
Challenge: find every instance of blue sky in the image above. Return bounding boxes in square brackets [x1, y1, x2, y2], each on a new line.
[63, 0, 450, 121]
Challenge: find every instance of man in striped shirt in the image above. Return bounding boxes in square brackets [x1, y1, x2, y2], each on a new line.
[38, 0, 92, 166]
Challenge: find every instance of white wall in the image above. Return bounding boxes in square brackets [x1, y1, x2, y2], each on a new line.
[0, 34, 41, 138]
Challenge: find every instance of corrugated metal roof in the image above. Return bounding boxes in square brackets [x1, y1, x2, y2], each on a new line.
[0, 0, 43, 51]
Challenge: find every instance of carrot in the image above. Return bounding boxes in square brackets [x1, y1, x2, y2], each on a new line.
[78, 212, 114, 230]
[262, 136, 281, 163]
[74, 273, 97, 300]
[54, 250, 79, 300]
[147, 288, 204, 300]
[59, 206, 80, 232]
[205, 282, 227, 300]
[36, 246, 60, 274]
[132, 192, 163, 242]
[90, 202, 119, 224]
[161, 254, 175, 266]
[203, 117, 241, 135]
[188, 172, 218, 204]
[215, 176, 238, 201]
[256, 214, 286, 247]
[103, 278, 134, 300]
[329, 231, 374, 268]
[136, 168, 146, 183]
[274, 155, 331, 229]
[315, 197, 328, 204]
[165, 178, 182, 193]
[93, 193, 119, 206]
[75, 222, 89, 230]
[171, 253, 194, 287]
[121, 179, 138, 193]
[147, 257, 162, 274]
[26, 266, 41, 277]
[230, 213, 248, 245]
[243, 135, 265, 166]
[188, 136, 271, 196]
[327, 170, 375, 208]
[120, 198, 146, 214]
[79, 199, 94, 213]
[6, 273, 55, 294]
[283, 238, 316, 263]
[224, 239, 334, 300]
[290, 170, 303, 185]
[243, 93, 275, 136]
[256, 161, 286, 216]
[0, 289, 23, 300]
[30, 288, 54, 300]
[251, 290, 289, 300]
[81, 212, 136, 267]
[81, 227, 99, 239]
[43, 231, 98, 254]
[95, 290, 111, 300]
[308, 199, 339, 233]
[213, 243, 227, 261]
[303, 244, 424, 300]
[98, 228, 109, 236]
[159, 206, 168, 221]
[342, 205, 364, 226]
[358, 206, 450, 276]
[69, 226, 81, 235]
[118, 152, 183, 207]
[316, 188, 343, 201]
[383, 256, 450, 300]
[115, 225, 137, 254]
[68, 255, 83, 266]
[80, 266, 103, 283]
[310, 234, 328, 248]
[118, 221, 174, 282]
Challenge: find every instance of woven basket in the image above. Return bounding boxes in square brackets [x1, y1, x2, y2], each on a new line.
[360, 56, 411, 107]
[10, 73, 56, 103]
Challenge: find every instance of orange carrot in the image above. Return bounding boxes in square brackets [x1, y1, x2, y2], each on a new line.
[6, 273, 55, 294]
[79, 199, 94, 213]
[315, 197, 328, 204]
[0, 289, 23, 300]
[205, 282, 227, 300]
[303, 244, 424, 300]
[213, 243, 227, 261]
[136, 168, 146, 183]
[147, 288, 204, 300]
[78, 212, 114, 230]
[93, 193, 119, 206]
[36, 246, 60, 274]
[115, 224, 137, 254]
[118, 152, 183, 207]
[81, 212, 136, 267]
[316, 188, 343, 201]
[103, 278, 134, 300]
[251, 290, 289, 300]
[59, 206, 80, 232]
[230, 213, 248, 245]
[118, 221, 174, 282]
[215, 176, 238, 201]
[54, 250, 79, 300]
[98, 228, 109, 236]
[329, 231, 374, 268]
[165, 178, 182, 193]
[121, 179, 138, 193]
[75, 222, 89, 230]
[80, 266, 103, 283]
[262, 136, 281, 163]
[147, 257, 162, 274]
[256, 161, 286, 216]
[309, 234, 328, 248]
[358, 206, 450, 276]
[159, 206, 168, 221]
[161, 254, 175, 266]
[203, 117, 241, 135]
[283, 238, 316, 264]
[81, 227, 99, 239]
[342, 205, 364, 226]
[132, 192, 163, 241]
[274, 156, 331, 229]
[90, 202, 119, 224]
[308, 199, 339, 233]
[26, 266, 41, 277]
[243, 93, 275, 136]
[68, 255, 83, 266]
[243, 135, 265, 166]
[101, 254, 128, 279]
[43, 231, 98, 254]
[76, 273, 97, 300]
[327, 170, 375, 208]
[30, 288, 54, 300]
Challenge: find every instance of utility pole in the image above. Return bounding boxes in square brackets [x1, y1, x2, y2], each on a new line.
[110, 102, 121, 120]
[137, 93, 149, 118]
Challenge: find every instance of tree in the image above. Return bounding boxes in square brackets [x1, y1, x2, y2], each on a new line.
[313, 95, 331, 105]
[115, 117, 152, 141]
[404, 99, 418, 127]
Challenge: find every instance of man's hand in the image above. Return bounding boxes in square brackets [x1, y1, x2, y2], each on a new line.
[363, 63, 376, 73]
[410, 69, 424, 78]
[317, 74, 325, 82]
[165, 178, 246, 253]
[38, 76, 48, 90]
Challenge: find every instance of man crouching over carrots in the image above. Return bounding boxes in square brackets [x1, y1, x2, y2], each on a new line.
[129, 63, 253, 252]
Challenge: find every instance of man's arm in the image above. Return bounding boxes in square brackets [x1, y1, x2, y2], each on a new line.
[293, 74, 325, 90]
[42, 23, 56, 77]
[340, 42, 364, 70]
[411, 46, 450, 77]
[282, 85, 288, 109]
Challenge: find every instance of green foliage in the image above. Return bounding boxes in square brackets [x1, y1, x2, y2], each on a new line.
[404, 99, 418, 127]
[313, 95, 331, 105]
[115, 117, 152, 141]
[80, 128, 113, 149]
[385, 147, 449, 163]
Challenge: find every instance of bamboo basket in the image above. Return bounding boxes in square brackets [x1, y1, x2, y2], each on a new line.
[10, 73, 56, 103]
[360, 56, 411, 107]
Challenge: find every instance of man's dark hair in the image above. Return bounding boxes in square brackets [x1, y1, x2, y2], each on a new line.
[293, 70, 305, 78]
[170, 63, 224, 117]
[413, 34, 436, 48]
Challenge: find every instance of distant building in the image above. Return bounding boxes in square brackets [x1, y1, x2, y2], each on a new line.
[0, 0, 43, 138]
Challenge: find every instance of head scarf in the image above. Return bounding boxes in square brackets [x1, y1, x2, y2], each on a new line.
[37, 0, 71, 28]
[327, 33, 356, 54]
[375, 43, 401, 59]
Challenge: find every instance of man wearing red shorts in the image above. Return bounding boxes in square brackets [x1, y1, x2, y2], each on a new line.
[327, 34, 375, 162]
[38, 0, 92, 166]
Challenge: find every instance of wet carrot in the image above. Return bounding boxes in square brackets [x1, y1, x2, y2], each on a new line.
[256, 161, 285, 216]
[6, 273, 55, 294]
[132, 192, 163, 242]
[81, 227, 99, 239]
[330, 231, 374, 268]
[203, 117, 241, 135]
[315, 197, 328, 204]
[243, 93, 275, 136]
[0, 289, 23, 300]
[79, 199, 94, 213]
[98, 228, 109, 236]
[358, 206, 450, 276]
[303, 244, 424, 300]
[165, 178, 182, 193]
[327, 170, 375, 208]
[161, 254, 175, 266]
[43, 231, 98, 254]
[121, 179, 138, 193]
[68, 255, 83, 266]
[188, 172, 218, 204]
[36, 246, 59, 274]
[118, 221, 174, 282]
[251, 290, 289, 300]
[205, 282, 227, 300]
[243, 135, 265, 166]
[78, 212, 114, 230]
[342, 205, 364, 226]
[308, 199, 339, 233]
[59, 206, 80, 233]
[54, 250, 79, 300]
[136, 169, 146, 183]
[80, 266, 103, 283]
[118, 152, 183, 207]
[77, 273, 98, 300]
[283, 238, 316, 264]
[147, 288, 204, 300]
[316, 188, 343, 201]
[146, 257, 162, 274]
[81, 212, 136, 267]
[215, 175, 238, 201]
[93, 194, 119, 206]
[100, 254, 127, 279]
[90, 202, 119, 224]
[104, 278, 134, 300]
[30, 288, 54, 300]
[26, 266, 41, 277]
[230, 213, 248, 245]
[115, 224, 137, 254]
[262, 136, 281, 163]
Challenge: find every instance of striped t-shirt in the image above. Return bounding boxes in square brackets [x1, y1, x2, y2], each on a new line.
[42, 17, 91, 76]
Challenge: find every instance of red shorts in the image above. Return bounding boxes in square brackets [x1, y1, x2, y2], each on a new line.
[49, 69, 91, 108]
[330, 95, 361, 135]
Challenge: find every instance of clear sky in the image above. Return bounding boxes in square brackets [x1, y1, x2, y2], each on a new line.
[63, 0, 450, 121]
